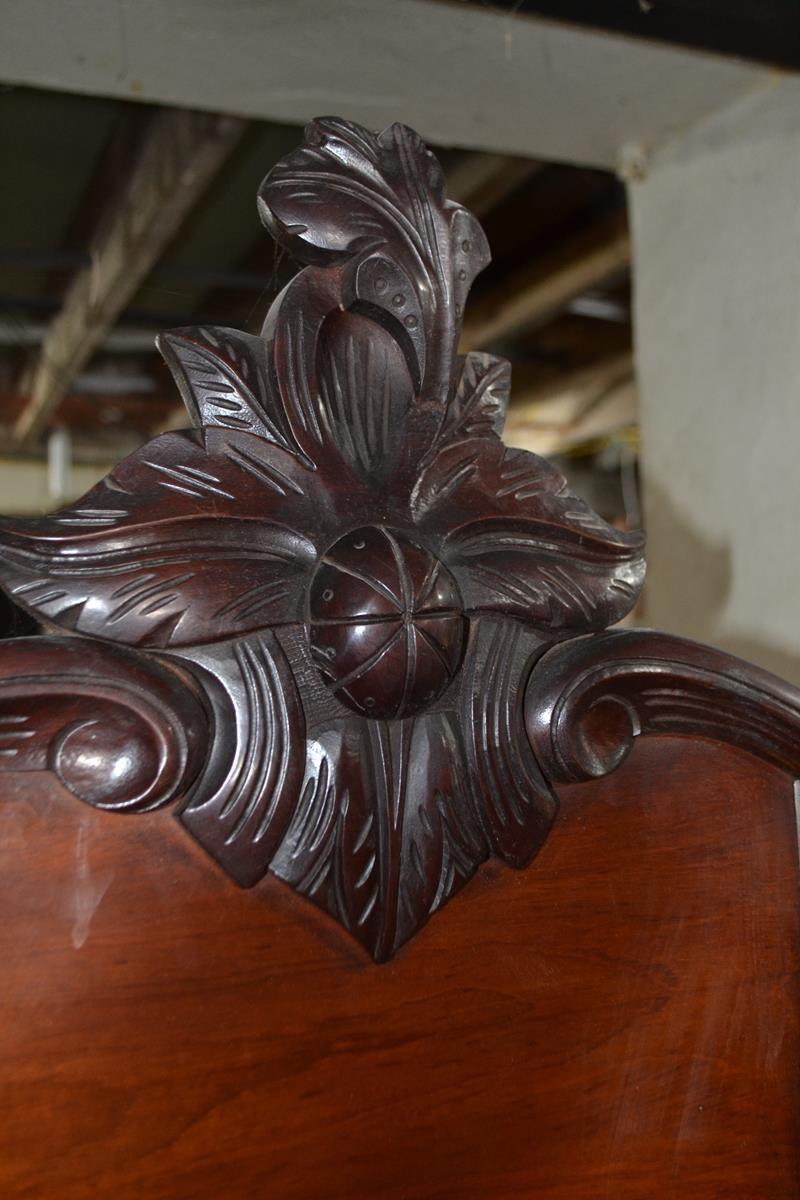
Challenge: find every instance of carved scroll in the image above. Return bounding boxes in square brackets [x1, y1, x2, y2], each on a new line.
[525, 629, 800, 784]
[0, 637, 207, 811]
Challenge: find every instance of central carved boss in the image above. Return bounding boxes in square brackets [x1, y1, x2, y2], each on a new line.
[308, 526, 464, 719]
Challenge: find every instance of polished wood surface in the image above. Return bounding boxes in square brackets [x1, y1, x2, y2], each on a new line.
[2, 736, 797, 1199]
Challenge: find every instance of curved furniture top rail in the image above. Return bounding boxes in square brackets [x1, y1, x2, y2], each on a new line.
[525, 628, 800, 783]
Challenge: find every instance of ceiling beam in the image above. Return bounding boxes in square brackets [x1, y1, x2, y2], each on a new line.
[446, 153, 541, 217]
[0, 0, 770, 169]
[0, 250, 295, 294]
[510, 350, 633, 412]
[13, 107, 245, 446]
[461, 217, 631, 350]
[504, 351, 636, 456]
[0, 320, 163, 354]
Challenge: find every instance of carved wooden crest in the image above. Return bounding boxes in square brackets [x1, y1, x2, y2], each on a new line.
[0, 118, 647, 960]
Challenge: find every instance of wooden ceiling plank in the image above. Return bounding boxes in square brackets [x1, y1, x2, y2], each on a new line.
[461, 218, 631, 351]
[0, 0, 769, 169]
[446, 153, 541, 217]
[511, 350, 634, 411]
[13, 107, 246, 446]
[504, 351, 636, 456]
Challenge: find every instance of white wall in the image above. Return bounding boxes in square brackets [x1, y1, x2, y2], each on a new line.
[0, 458, 111, 514]
[630, 79, 800, 682]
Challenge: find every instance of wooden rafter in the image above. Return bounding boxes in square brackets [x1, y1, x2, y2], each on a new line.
[446, 152, 541, 217]
[504, 351, 635, 455]
[461, 215, 630, 351]
[13, 108, 246, 446]
[511, 350, 633, 411]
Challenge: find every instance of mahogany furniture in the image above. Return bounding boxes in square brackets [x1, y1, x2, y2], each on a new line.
[0, 118, 798, 1198]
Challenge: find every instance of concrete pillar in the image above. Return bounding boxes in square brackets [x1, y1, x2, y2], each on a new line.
[629, 80, 800, 683]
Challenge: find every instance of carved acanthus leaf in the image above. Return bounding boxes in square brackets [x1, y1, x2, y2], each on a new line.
[316, 309, 414, 483]
[157, 326, 302, 453]
[462, 618, 558, 867]
[174, 632, 306, 887]
[271, 711, 488, 962]
[434, 353, 510, 449]
[0, 430, 321, 646]
[258, 116, 489, 415]
[414, 439, 645, 631]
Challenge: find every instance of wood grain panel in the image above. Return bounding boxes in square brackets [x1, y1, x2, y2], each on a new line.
[1, 736, 796, 1199]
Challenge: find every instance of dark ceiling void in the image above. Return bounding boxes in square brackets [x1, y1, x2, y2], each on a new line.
[467, 0, 800, 72]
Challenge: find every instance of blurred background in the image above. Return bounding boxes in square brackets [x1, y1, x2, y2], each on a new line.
[0, 0, 798, 678]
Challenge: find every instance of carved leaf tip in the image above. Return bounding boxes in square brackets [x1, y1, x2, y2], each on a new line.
[242, 116, 500, 482]
[156, 326, 302, 454]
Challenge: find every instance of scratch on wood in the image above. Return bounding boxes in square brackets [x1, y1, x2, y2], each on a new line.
[70, 823, 113, 949]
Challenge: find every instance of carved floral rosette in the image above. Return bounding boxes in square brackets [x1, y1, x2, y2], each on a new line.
[0, 118, 648, 960]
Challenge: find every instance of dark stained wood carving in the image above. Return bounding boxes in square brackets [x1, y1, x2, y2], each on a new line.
[0, 636, 206, 811]
[0, 116, 796, 962]
[525, 628, 800, 783]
